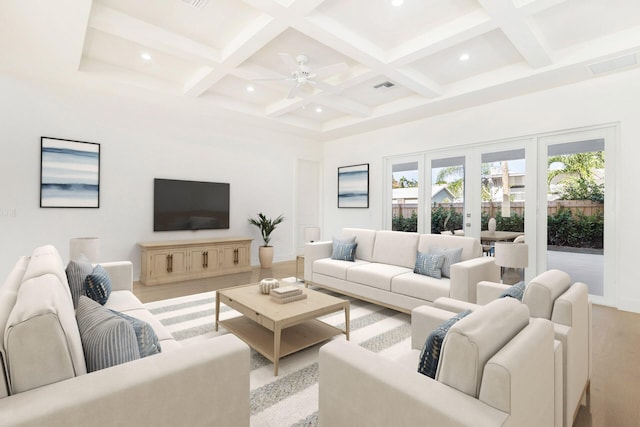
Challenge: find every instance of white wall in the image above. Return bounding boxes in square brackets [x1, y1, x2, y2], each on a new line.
[0, 75, 321, 279]
[323, 67, 640, 313]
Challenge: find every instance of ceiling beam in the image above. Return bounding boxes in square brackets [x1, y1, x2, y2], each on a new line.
[478, 0, 552, 68]
[89, 4, 220, 65]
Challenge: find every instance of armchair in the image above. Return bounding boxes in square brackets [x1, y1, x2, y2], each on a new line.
[318, 298, 556, 427]
[434, 269, 591, 427]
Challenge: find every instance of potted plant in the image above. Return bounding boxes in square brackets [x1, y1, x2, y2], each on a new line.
[248, 212, 285, 268]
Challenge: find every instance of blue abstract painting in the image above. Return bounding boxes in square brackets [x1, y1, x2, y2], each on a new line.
[40, 137, 100, 208]
[338, 163, 369, 208]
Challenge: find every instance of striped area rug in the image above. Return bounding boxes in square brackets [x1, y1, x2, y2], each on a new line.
[144, 284, 412, 427]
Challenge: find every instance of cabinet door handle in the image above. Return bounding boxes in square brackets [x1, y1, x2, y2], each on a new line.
[234, 248, 238, 265]
[167, 254, 173, 273]
[204, 251, 208, 268]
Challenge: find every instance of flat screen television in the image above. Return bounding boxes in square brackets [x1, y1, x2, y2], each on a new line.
[154, 178, 230, 231]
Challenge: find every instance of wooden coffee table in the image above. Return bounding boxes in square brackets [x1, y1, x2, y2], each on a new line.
[215, 283, 349, 375]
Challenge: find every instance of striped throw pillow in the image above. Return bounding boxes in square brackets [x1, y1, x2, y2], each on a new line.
[76, 296, 140, 372]
[84, 264, 112, 305]
[66, 259, 93, 309]
[331, 242, 358, 262]
[418, 309, 472, 378]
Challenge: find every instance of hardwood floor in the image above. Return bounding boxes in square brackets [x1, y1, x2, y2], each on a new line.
[133, 260, 640, 427]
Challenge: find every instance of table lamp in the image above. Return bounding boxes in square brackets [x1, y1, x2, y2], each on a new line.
[494, 242, 528, 285]
[69, 237, 100, 263]
[304, 227, 321, 243]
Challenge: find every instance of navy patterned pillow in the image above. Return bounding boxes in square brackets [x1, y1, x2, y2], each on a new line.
[110, 311, 162, 358]
[499, 281, 527, 301]
[84, 264, 112, 305]
[76, 296, 140, 373]
[414, 252, 445, 279]
[418, 309, 472, 379]
[66, 258, 93, 309]
[331, 242, 358, 262]
[429, 247, 463, 278]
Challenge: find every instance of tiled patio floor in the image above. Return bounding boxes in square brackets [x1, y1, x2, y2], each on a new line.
[547, 250, 604, 296]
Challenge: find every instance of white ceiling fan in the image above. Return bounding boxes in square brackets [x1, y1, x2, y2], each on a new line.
[249, 53, 348, 99]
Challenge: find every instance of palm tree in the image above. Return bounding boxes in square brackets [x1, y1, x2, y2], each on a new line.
[547, 152, 604, 184]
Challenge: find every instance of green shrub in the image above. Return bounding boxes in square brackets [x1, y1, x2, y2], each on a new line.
[431, 206, 463, 234]
[547, 209, 603, 249]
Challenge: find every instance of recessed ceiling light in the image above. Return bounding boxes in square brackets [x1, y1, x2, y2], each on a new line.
[246, 85, 255, 92]
[315, 107, 322, 113]
[392, 0, 404, 6]
[140, 52, 152, 61]
[459, 53, 470, 61]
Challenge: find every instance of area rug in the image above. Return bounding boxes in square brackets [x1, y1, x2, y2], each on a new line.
[144, 285, 412, 427]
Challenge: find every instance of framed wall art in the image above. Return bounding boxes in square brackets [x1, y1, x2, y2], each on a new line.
[338, 163, 369, 208]
[40, 137, 100, 208]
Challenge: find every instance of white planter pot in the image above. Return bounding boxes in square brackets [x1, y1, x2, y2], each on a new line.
[258, 246, 274, 269]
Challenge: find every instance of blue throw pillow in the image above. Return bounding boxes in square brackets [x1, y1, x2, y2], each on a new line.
[84, 264, 112, 305]
[418, 309, 472, 379]
[499, 281, 526, 301]
[414, 252, 445, 279]
[110, 311, 162, 358]
[429, 247, 463, 278]
[331, 242, 358, 262]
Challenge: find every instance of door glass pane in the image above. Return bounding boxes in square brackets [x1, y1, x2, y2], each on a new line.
[431, 157, 464, 234]
[392, 162, 419, 232]
[480, 149, 526, 233]
[547, 139, 605, 296]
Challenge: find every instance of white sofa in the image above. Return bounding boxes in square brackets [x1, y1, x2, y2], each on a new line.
[319, 298, 557, 426]
[0, 245, 250, 427]
[434, 269, 591, 427]
[304, 228, 500, 312]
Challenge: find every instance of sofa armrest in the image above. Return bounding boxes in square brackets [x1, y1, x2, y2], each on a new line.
[449, 257, 500, 303]
[433, 297, 480, 314]
[477, 281, 510, 305]
[319, 340, 509, 427]
[96, 261, 133, 292]
[0, 335, 250, 427]
[411, 305, 457, 350]
[304, 241, 332, 282]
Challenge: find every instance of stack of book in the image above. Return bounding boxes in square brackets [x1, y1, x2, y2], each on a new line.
[270, 285, 307, 304]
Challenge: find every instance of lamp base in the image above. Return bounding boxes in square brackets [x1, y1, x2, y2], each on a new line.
[501, 267, 524, 285]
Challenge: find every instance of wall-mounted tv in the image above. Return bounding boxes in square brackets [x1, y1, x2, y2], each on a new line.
[154, 178, 230, 231]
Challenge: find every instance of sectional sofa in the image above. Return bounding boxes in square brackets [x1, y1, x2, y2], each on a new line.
[0, 245, 250, 427]
[304, 228, 500, 312]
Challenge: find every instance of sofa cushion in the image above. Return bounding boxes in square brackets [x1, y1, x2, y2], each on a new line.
[371, 230, 419, 269]
[76, 296, 140, 372]
[65, 258, 93, 309]
[346, 263, 411, 292]
[103, 290, 147, 313]
[523, 269, 571, 319]
[499, 281, 526, 301]
[313, 258, 369, 281]
[5, 273, 87, 394]
[110, 310, 162, 358]
[0, 256, 30, 398]
[391, 272, 450, 302]
[414, 252, 445, 279]
[84, 264, 112, 305]
[418, 309, 471, 378]
[436, 298, 529, 398]
[429, 247, 463, 278]
[331, 242, 358, 262]
[418, 234, 481, 262]
[342, 228, 377, 262]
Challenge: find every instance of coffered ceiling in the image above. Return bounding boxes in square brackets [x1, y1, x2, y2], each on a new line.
[2, 0, 640, 140]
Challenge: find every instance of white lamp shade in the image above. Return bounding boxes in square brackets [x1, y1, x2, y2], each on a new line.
[494, 242, 528, 269]
[69, 237, 100, 263]
[304, 227, 321, 242]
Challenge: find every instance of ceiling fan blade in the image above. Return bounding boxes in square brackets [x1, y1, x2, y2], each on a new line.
[313, 62, 348, 79]
[308, 79, 340, 94]
[287, 84, 299, 99]
[278, 53, 300, 70]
